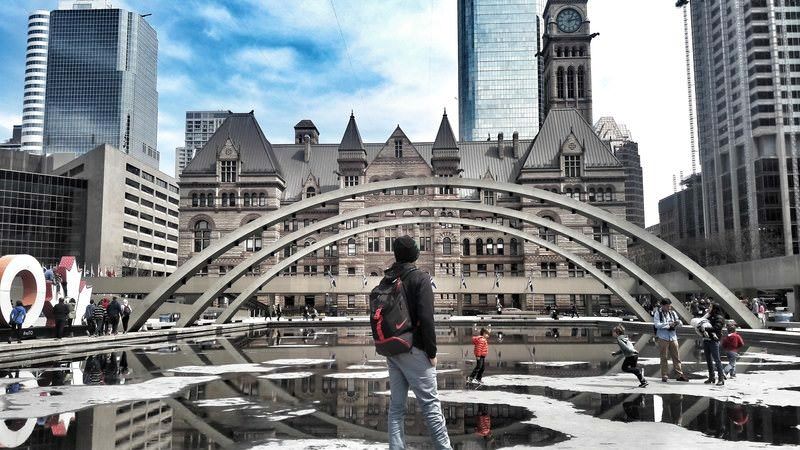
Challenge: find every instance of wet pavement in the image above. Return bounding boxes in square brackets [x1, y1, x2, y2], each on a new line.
[0, 325, 798, 449]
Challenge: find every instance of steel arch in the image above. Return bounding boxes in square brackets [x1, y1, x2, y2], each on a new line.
[175, 200, 688, 327]
[129, 178, 758, 330]
[212, 216, 648, 324]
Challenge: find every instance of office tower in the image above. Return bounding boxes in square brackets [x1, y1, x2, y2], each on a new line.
[595, 116, 644, 228]
[691, 0, 800, 259]
[458, 0, 541, 141]
[658, 173, 705, 246]
[540, 0, 594, 124]
[43, 3, 159, 168]
[20, 10, 50, 154]
[0, 125, 23, 152]
[176, 110, 230, 177]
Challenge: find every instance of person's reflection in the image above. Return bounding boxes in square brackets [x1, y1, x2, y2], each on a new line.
[661, 395, 684, 424]
[727, 404, 749, 438]
[622, 395, 644, 422]
[475, 403, 496, 449]
[104, 352, 120, 385]
[119, 352, 129, 378]
[275, 331, 282, 346]
[83, 355, 103, 385]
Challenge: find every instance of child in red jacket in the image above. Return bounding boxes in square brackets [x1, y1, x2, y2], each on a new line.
[722, 322, 745, 378]
[467, 328, 490, 384]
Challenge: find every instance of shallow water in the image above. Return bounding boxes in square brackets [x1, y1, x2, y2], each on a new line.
[0, 326, 798, 449]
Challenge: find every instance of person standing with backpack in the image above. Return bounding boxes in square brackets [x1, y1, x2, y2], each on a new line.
[7, 301, 26, 343]
[106, 297, 122, 335]
[654, 299, 689, 383]
[371, 235, 451, 450]
[121, 299, 132, 333]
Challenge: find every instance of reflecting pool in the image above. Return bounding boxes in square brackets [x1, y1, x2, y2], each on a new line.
[0, 325, 798, 449]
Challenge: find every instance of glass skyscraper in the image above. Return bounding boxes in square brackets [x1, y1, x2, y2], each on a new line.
[43, 7, 159, 168]
[458, 0, 541, 141]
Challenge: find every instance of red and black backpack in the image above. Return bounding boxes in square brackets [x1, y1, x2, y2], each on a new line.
[369, 268, 416, 356]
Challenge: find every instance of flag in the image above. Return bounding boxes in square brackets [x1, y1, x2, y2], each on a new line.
[527, 273, 534, 293]
[460, 273, 467, 289]
[328, 272, 337, 288]
[494, 273, 501, 288]
[362, 275, 368, 288]
[430, 277, 437, 290]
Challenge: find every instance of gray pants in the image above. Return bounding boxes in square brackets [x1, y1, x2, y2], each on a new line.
[387, 349, 451, 450]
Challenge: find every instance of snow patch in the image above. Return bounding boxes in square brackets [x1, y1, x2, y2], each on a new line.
[0, 376, 218, 419]
[168, 364, 279, 375]
[194, 397, 253, 407]
[346, 365, 385, 370]
[259, 372, 314, 380]
[325, 371, 388, 380]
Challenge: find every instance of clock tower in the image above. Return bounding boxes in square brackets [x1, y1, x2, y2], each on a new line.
[541, 0, 594, 124]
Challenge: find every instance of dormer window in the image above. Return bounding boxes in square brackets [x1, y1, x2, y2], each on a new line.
[306, 186, 316, 198]
[220, 160, 237, 182]
[394, 139, 403, 158]
[564, 155, 581, 178]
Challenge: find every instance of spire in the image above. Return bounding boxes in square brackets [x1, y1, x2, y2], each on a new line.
[338, 112, 365, 152]
[432, 110, 458, 150]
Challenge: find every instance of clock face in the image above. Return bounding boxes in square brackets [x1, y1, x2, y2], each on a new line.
[556, 8, 582, 33]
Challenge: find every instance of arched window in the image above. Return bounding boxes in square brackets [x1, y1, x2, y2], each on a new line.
[486, 238, 494, 255]
[567, 66, 576, 98]
[578, 46, 585, 56]
[259, 193, 266, 206]
[571, 46, 578, 57]
[497, 238, 504, 255]
[556, 47, 562, 57]
[604, 188, 613, 202]
[462, 238, 470, 256]
[192, 193, 199, 207]
[193, 221, 210, 252]
[476, 238, 484, 256]
[221, 193, 228, 207]
[443, 237, 452, 255]
[199, 193, 206, 207]
[243, 193, 251, 207]
[510, 238, 519, 256]
[229, 193, 236, 207]
[557, 67, 565, 98]
[577, 66, 585, 98]
[347, 238, 356, 256]
[306, 186, 316, 198]
[588, 188, 596, 202]
[573, 188, 582, 201]
[539, 216, 557, 243]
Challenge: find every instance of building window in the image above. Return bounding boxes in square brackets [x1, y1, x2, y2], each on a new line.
[462, 238, 470, 256]
[567, 66, 576, 98]
[510, 238, 519, 256]
[479, 294, 488, 305]
[347, 267, 356, 275]
[477, 264, 487, 277]
[348, 295, 356, 308]
[538, 216, 557, 243]
[385, 237, 393, 252]
[347, 238, 356, 256]
[593, 223, 611, 247]
[496, 239, 504, 255]
[577, 66, 585, 98]
[344, 176, 359, 187]
[443, 237, 452, 255]
[483, 190, 495, 205]
[245, 227, 262, 252]
[191, 193, 198, 207]
[540, 262, 557, 278]
[368, 237, 380, 252]
[243, 193, 251, 206]
[564, 155, 581, 178]
[568, 262, 584, 277]
[220, 160, 237, 182]
[324, 244, 338, 257]
[557, 67, 565, 98]
[544, 294, 556, 308]
[595, 261, 613, 277]
[464, 294, 472, 305]
[486, 239, 494, 255]
[193, 221, 211, 252]
[475, 238, 484, 256]
[419, 237, 432, 252]
[394, 139, 403, 158]
[462, 264, 470, 277]
[306, 186, 316, 198]
[259, 193, 266, 206]
[494, 264, 503, 276]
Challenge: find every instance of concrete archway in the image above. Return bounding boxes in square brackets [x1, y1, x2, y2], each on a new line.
[211, 216, 647, 324]
[174, 200, 689, 327]
[129, 178, 757, 330]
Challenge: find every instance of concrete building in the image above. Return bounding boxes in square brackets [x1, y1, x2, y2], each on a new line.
[0, 125, 22, 152]
[43, 2, 159, 168]
[594, 117, 645, 229]
[176, 111, 231, 177]
[20, 10, 49, 154]
[658, 173, 705, 244]
[691, 0, 800, 259]
[458, 0, 542, 140]
[53, 144, 180, 276]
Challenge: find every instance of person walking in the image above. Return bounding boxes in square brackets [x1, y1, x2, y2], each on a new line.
[722, 322, 744, 379]
[654, 299, 689, 383]
[611, 324, 647, 387]
[92, 300, 106, 336]
[702, 303, 727, 385]
[276, 304, 282, 321]
[7, 301, 26, 344]
[383, 236, 451, 450]
[83, 300, 96, 336]
[121, 299, 132, 333]
[106, 297, 122, 335]
[53, 298, 70, 340]
[467, 328, 490, 385]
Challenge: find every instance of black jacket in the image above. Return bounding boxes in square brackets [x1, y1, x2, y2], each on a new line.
[53, 303, 70, 321]
[384, 262, 437, 359]
[107, 300, 123, 317]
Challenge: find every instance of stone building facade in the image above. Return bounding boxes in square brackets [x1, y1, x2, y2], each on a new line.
[177, 109, 627, 315]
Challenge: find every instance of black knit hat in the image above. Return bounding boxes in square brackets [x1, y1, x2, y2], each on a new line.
[393, 235, 419, 263]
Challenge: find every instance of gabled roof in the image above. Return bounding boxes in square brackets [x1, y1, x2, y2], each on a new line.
[432, 111, 458, 151]
[520, 108, 621, 169]
[294, 119, 318, 132]
[338, 113, 365, 152]
[182, 112, 283, 177]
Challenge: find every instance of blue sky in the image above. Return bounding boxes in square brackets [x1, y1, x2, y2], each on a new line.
[0, 0, 690, 226]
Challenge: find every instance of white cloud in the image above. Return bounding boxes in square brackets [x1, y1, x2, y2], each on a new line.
[228, 47, 297, 72]
[197, 4, 235, 39]
[0, 112, 21, 141]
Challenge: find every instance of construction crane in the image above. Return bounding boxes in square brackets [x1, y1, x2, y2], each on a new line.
[676, 0, 697, 176]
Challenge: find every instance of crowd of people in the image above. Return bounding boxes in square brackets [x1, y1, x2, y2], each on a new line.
[81, 297, 133, 336]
